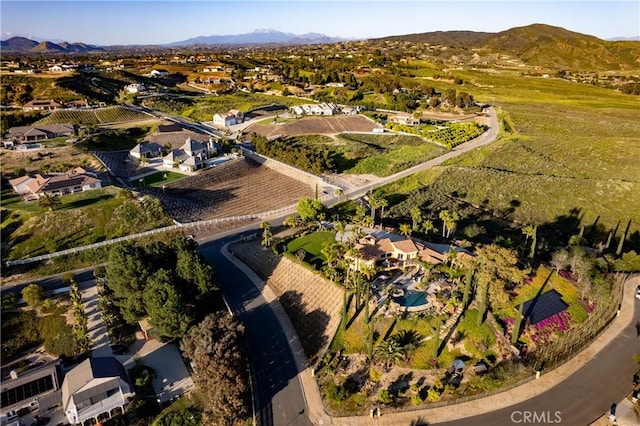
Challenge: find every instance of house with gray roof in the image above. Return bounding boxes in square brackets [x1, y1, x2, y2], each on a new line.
[61, 357, 134, 426]
[7, 123, 76, 142]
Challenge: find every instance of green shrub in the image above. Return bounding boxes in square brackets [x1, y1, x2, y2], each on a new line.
[377, 389, 393, 404]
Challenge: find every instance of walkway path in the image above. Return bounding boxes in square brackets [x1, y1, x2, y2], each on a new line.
[224, 239, 639, 426]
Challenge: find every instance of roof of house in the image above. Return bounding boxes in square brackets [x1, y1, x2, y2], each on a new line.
[181, 137, 205, 153]
[145, 129, 206, 150]
[21, 169, 100, 195]
[228, 109, 242, 115]
[391, 239, 419, 254]
[23, 99, 62, 108]
[61, 357, 129, 411]
[8, 175, 31, 187]
[522, 289, 569, 325]
[9, 123, 75, 138]
[131, 142, 164, 155]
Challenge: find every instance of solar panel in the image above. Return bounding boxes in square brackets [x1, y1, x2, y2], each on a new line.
[521, 289, 568, 325]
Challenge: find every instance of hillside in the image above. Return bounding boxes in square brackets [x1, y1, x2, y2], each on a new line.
[1, 37, 103, 53]
[483, 24, 640, 70]
[377, 24, 640, 70]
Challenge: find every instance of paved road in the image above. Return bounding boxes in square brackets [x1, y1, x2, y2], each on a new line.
[199, 232, 312, 426]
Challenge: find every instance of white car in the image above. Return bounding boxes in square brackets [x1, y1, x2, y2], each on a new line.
[635, 285, 640, 300]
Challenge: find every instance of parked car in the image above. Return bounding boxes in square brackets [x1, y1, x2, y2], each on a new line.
[30, 415, 50, 426]
[635, 285, 640, 300]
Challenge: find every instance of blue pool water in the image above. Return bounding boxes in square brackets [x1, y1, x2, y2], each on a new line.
[395, 290, 428, 307]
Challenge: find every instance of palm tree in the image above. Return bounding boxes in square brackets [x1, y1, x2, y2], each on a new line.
[260, 221, 273, 247]
[393, 329, 422, 354]
[38, 193, 62, 212]
[421, 219, 436, 236]
[439, 210, 459, 239]
[335, 221, 346, 242]
[399, 223, 412, 237]
[378, 197, 388, 229]
[368, 192, 383, 222]
[410, 206, 422, 231]
[359, 262, 377, 281]
[374, 338, 405, 368]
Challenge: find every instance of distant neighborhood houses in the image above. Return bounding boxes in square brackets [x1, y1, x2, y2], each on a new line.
[124, 83, 147, 94]
[290, 103, 360, 116]
[9, 167, 101, 201]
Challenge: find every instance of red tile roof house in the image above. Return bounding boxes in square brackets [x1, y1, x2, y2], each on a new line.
[9, 167, 101, 201]
[350, 235, 421, 270]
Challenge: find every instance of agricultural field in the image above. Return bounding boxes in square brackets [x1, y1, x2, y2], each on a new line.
[145, 158, 315, 223]
[248, 115, 382, 138]
[36, 105, 151, 125]
[380, 69, 640, 243]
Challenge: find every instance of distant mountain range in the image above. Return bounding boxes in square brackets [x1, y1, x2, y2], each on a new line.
[166, 29, 350, 46]
[377, 24, 640, 70]
[2, 25, 639, 71]
[1, 37, 104, 53]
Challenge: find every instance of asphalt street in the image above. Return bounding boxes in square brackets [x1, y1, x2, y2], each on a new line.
[199, 233, 312, 426]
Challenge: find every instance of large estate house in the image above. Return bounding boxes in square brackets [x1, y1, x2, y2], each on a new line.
[389, 113, 420, 126]
[129, 136, 219, 172]
[22, 99, 63, 112]
[62, 357, 134, 426]
[290, 103, 341, 116]
[345, 228, 473, 270]
[9, 167, 101, 201]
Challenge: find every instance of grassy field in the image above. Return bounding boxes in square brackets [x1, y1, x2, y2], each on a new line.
[379, 69, 640, 242]
[1, 187, 173, 262]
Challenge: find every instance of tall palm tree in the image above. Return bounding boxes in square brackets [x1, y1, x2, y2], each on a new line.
[439, 210, 460, 239]
[335, 221, 346, 242]
[378, 197, 388, 229]
[260, 221, 273, 247]
[410, 206, 422, 231]
[368, 192, 383, 222]
[421, 219, 436, 236]
[399, 223, 412, 237]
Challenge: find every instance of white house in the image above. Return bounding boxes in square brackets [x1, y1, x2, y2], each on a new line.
[213, 109, 244, 127]
[62, 357, 134, 426]
[162, 137, 218, 172]
[149, 69, 169, 78]
[124, 83, 146, 94]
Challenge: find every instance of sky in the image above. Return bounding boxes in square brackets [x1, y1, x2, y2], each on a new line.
[1, 0, 639, 45]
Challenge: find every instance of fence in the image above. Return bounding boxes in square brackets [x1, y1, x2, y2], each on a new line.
[4, 204, 299, 267]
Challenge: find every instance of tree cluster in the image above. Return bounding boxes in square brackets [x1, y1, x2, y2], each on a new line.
[253, 134, 335, 174]
[180, 312, 250, 426]
[105, 237, 216, 338]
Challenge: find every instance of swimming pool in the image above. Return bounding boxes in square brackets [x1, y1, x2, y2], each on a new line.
[395, 290, 428, 308]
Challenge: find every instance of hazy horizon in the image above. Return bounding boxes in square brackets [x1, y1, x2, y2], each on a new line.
[1, 1, 639, 46]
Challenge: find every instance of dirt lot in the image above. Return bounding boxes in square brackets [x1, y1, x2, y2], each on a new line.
[246, 115, 382, 138]
[0, 146, 103, 176]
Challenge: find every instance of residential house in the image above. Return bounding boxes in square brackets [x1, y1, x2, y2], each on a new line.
[68, 99, 90, 108]
[22, 99, 62, 112]
[8, 123, 76, 142]
[341, 106, 360, 115]
[129, 141, 165, 160]
[290, 103, 339, 116]
[418, 242, 473, 265]
[124, 83, 146, 94]
[0, 361, 61, 419]
[162, 137, 218, 172]
[61, 357, 134, 426]
[390, 113, 420, 126]
[149, 69, 169, 78]
[213, 109, 244, 127]
[9, 167, 101, 200]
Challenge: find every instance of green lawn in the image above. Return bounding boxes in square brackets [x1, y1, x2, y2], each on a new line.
[286, 231, 335, 269]
[130, 171, 188, 188]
